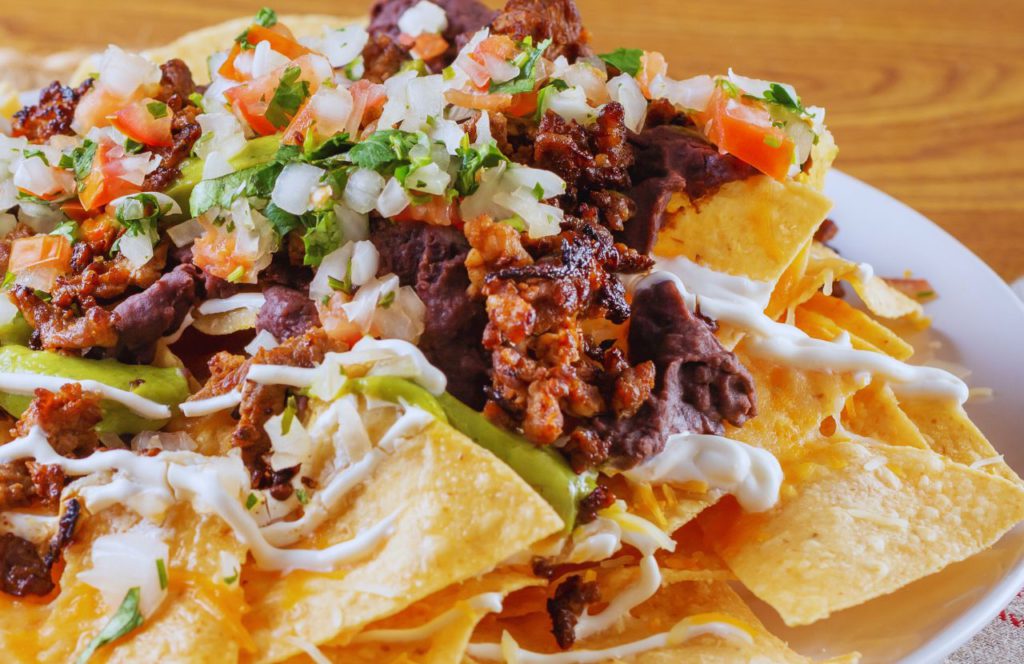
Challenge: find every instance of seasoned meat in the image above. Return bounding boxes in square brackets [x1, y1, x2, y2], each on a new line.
[256, 285, 321, 342]
[624, 125, 760, 253]
[467, 215, 652, 445]
[491, 0, 591, 62]
[143, 60, 202, 191]
[113, 264, 199, 364]
[0, 462, 34, 511]
[367, 0, 496, 70]
[15, 383, 103, 458]
[814, 218, 839, 244]
[371, 219, 489, 408]
[361, 33, 410, 83]
[10, 78, 93, 142]
[547, 574, 600, 649]
[13, 286, 119, 352]
[576, 484, 615, 524]
[572, 280, 757, 469]
[43, 498, 81, 568]
[0, 533, 54, 597]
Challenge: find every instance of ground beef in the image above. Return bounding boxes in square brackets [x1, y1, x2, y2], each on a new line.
[43, 498, 81, 568]
[112, 264, 199, 364]
[576, 484, 615, 524]
[0, 462, 35, 511]
[10, 78, 93, 143]
[13, 286, 119, 352]
[370, 219, 489, 408]
[491, 0, 591, 62]
[256, 286, 320, 342]
[467, 215, 652, 445]
[14, 383, 103, 457]
[361, 33, 410, 83]
[0, 533, 54, 597]
[367, 0, 496, 71]
[623, 125, 760, 253]
[547, 574, 600, 649]
[143, 60, 202, 191]
[571, 280, 757, 469]
[814, 218, 839, 244]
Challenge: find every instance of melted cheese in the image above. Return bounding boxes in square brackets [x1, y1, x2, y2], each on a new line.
[621, 433, 783, 512]
[353, 592, 503, 643]
[0, 372, 171, 419]
[642, 256, 968, 402]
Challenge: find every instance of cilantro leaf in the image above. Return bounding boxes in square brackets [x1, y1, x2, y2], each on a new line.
[454, 138, 509, 196]
[262, 202, 302, 237]
[254, 7, 278, 27]
[189, 162, 283, 217]
[301, 209, 342, 267]
[264, 66, 310, 129]
[123, 138, 145, 154]
[489, 38, 552, 95]
[245, 493, 259, 510]
[22, 149, 49, 166]
[156, 559, 168, 590]
[759, 83, 808, 115]
[347, 129, 420, 175]
[377, 290, 395, 309]
[50, 220, 79, 244]
[146, 101, 168, 119]
[58, 140, 97, 190]
[535, 78, 569, 120]
[75, 587, 144, 664]
[598, 48, 644, 76]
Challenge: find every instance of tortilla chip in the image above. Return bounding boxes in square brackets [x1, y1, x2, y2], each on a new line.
[243, 421, 562, 663]
[725, 342, 863, 459]
[899, 396, 1021, 484]
[765, 239, 814, 320]
[70, 14, 357, 85]
[191, 308, 258, 336]
[798, 292, 914, 361]
[700, 440, 1024, 626]
[795, 128, 839, 192]
[654, 177, 832, 284]
[0, 596, 50, 663]
[839, 381, 928, 449]
[35, 503, 249, 663]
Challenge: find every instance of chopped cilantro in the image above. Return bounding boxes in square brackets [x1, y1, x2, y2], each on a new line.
[225, 265, 245, 283]
[22, 149, 49, 166]
[347, 129, 421, 175]
[123, 138, 145, 154]
[281, 395, 297, 436]
[262, 202, 302, 238]
[489, 38, 552, 95]
[254, 7, 278, 27]
[500, 216, 527, 232]
[296, 488, 310, 505]
[58, 140, 97, 190]
[400, 59, 428, 75]
[328, 259, 354, 294]
[0, 272, 15, 290]
[716, 78, 741, 98]
[343, 56, 364, 81]
[598, 48, 644, 76]
[535, 78, 569, 120]
[377, 290, 396, 309]
[50, 220, 78, 244]
[156, 559, 168, 590]
[223, 569, 240, 585]
[264, 66, 310, 129]
[146, 101, 168, 119]
[531, 182, 545, 201]
[245, 493, 259, 510]
[759, 83, 808, 115]
[442, 66, 456, 81]
[763, 133, 783, 149]
[188, 92, 205, 110]
[189, 162, 283, 217]
[454, 137, 509, 196]
[75, 587, 144, 664]
[301, 208, 342, 267]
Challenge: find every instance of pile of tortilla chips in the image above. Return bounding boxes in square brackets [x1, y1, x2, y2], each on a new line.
[0, 12, 1021, 664]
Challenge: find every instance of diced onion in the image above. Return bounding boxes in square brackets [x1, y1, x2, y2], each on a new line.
[544, 86, 595, 125]
[272, 162, 327, 215]
[319, 25, 370, 68]
[132, 431, 197, 452]
[607, 74, 647, 132]
[482, 54, 519, 84]
[405, 162, 450, 195]
[251, 41, 291, 79]
[245, 329, 279, 356]
[97, 45, 161, 98]
[503, 165, 566, 199]
[344, 168, 386, 214]
[166, 218, 205, 248]
[349, 240, 380, 287]
[118, 232, 155, 269]
[265, 409, 314, 472]
[376, 177, 410, 218]
[397, 1, 449, 37]
[77, 527, 169, 619]
[652, 74, 714, 112]
[310, 87, 355, 137]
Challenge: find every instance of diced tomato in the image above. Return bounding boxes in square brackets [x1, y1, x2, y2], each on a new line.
[476, 35, 518, 60]
[703, 87, 794, 180]
[317, 293, 365, 347]
[59, 200, 90, 222]
[218, 24, 314, 82]
[444, 89, 513, 112]
[392, 196, 460, 226]
[71, 87, 127, 134]
[78, 141, 143, 211]
[224, 54, 330, 135]
[637, 51, 667, 99]
[412, 33, 449, 61]
[8, 235, 72, 291]
[109, 97, 174, 147]
[282, 101, 316, 145]
[191, 220, 258, 283]
[505, 91, 538, 117]
[344, 80, 387, 137]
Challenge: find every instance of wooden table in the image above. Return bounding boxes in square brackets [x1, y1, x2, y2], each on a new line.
[3, 0, 1022, 280]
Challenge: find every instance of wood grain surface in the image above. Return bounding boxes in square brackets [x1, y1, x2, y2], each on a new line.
[2, 0, 1021, 280]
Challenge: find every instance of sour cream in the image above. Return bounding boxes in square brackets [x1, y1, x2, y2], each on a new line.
[0, 372, 171, 419]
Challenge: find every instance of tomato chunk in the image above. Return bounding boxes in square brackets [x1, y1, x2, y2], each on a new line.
[704, 87, 794, 180]
[218, 24, 314, 82]
[109, 98, 174, 147]
[78, 141, 143, 211]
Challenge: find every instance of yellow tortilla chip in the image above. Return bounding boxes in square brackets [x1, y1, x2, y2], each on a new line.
[654, 177, 832, 284]
[33, 503, 249, 663]
[795, 128, 839, 192]
[899, 396, 1021, 484]
[841, 381, 929, 449]
[243, 421, 562, 663]
[798, 292, 914, 361]
[70, 14, 358, 85]
[700, 440, 1024, 626]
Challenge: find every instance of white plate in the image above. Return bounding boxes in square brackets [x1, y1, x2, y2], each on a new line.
[740, 171, 1024, 663]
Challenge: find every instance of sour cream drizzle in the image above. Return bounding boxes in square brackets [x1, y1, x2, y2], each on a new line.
[179, 390, 243, 417]
[621, 433, 783, 513]
[353, 592, 504, 643]
[643, 256, 969, 403]
[196, 293, 267, 315]
[0, 372, 172, 419]
[0, 426, 395, 573]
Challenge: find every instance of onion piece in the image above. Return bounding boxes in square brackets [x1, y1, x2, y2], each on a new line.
[607, 74, 647, 132]
[272, 162, 327, 215]
[397, 1, 449, 37]
[344, 169, 386, 214]
[376, 177, 410, 218]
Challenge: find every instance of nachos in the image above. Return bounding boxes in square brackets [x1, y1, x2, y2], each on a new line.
[0, 1, 1020, 662]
